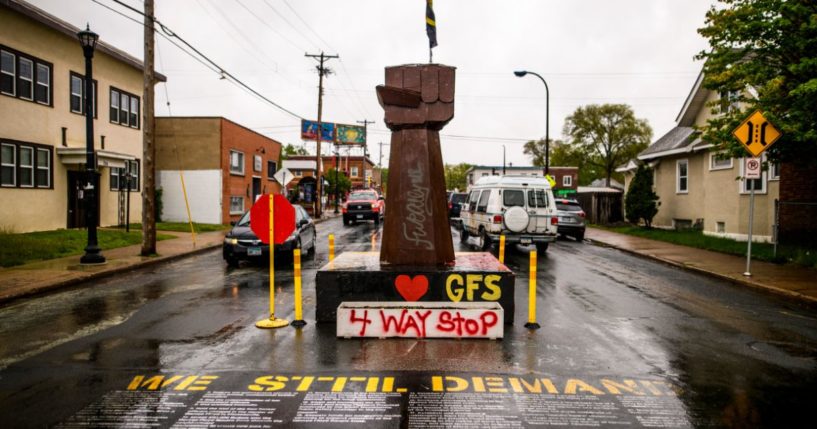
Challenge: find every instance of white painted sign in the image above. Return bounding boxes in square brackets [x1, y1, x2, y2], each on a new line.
[745, 157, 762, 179]
[337, 302, 504, 339]
[273, 168, 294, 187]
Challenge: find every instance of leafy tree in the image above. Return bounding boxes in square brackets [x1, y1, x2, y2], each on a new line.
[625, 164, 660, 228]
[696, 0, 817, 162]
[380, 168, 389, 195]
[444, 163, 472, 191]
[325, 168, 351, 199]
[280, 144, 308, 160]
[563, 104, 652, 188]
[525, 139, 605, 186]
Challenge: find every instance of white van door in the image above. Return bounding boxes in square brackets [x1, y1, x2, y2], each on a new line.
[526, 188, 553, 234]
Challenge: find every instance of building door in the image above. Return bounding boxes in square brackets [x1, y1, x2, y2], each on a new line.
[252, 177, 262, 202]
[67, 171, 99, 229]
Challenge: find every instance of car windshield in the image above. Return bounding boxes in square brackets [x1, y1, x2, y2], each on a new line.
[236, 211, 250, 227]
[349, 192, 376, 201]
[556, 203, 583, 212]
[451, 193, 468, 204]
[503, 189, 525, 207]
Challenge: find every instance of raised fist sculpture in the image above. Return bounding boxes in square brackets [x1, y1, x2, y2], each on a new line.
[376, 64, 456, 266]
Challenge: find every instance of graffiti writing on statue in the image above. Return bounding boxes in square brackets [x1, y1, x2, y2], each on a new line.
[341, 308, 501, 338]
[401, 165, 433, 250]
[445, 274, 502, 301]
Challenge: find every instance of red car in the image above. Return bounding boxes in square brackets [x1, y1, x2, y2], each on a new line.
[342, 190, 385, 226]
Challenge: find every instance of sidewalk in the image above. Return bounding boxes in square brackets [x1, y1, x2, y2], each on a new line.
[586, 227, 817, 304]
[0, 212, 342, 305]
[0, 230, 226, 304]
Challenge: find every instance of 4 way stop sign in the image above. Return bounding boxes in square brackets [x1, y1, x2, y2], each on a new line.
[250, 194, 296, 245]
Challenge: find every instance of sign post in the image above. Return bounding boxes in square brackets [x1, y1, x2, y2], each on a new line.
[732, 111, 781, 277]
[251, 193, 296, 329]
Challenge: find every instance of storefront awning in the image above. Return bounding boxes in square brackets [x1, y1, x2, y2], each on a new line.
[57, 148, 135, 169]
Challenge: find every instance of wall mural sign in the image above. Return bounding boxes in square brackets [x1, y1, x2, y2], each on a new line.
[301, 119, 335, 142]
[335, 124, 366, 145]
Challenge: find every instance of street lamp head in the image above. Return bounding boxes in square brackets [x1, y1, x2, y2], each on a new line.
[77, 24, 99, 53]
[513, 70, 528, 77]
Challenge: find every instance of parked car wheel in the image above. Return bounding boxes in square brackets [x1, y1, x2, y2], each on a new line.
[226, 257, 239, 268]
[307, 235, 316, 258]
[574, 231, 585, 242]
[535, 242, 549, 252]
[460, 227, 469, 243]
[478, 229, 492, 251]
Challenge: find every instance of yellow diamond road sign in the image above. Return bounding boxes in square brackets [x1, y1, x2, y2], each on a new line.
[732, 110, 781, 157]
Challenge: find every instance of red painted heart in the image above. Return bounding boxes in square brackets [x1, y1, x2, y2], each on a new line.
[394, 275, 429, 302]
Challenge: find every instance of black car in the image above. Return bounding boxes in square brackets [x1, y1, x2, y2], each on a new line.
[448, 192, 468, 218]
[223, 205, 316, 267]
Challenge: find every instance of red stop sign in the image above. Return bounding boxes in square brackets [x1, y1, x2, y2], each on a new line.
[250, 194, 296, 245]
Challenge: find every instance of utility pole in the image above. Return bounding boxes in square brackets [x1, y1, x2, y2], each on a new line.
[357, 119, 374, 186]
[305, 52, 338, 218]
[378, 142, 385, 167]
[141, 0, 156, 256]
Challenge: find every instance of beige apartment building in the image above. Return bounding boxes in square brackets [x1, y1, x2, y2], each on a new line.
[620, 71, 779, 242]
[0, 0, 163, 233]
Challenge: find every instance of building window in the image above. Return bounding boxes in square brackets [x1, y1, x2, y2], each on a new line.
[769, 162, 781, 180]
[230, 196, 244, 215]
[720, 90, 740, 113]
[19, 146, 34, 187]
[36, 148, 50, 188]
[267, 160, 277, 180]
[18, 57, 33, 100]
[0, 46, 52, 105]
[351, 166, 359, 177]
[111, 159, 140, 191]
[0, 141, 52, 188]
[562, 175, 573, 187]
[294, 169, 302, 177]
[110, 87, 140, 128]
[1, 50, 14, 95]
[70, 72, 96, 117]
[676, 159, 688, 193]
[716, 222, 725, 233]
[1, 143, 16, 186]
[229, 150, 245, 175]
[709, 152, 733, 170]
[254, 155, 262, 172]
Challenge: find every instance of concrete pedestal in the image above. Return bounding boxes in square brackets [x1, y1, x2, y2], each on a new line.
[315, 252, 515, 324]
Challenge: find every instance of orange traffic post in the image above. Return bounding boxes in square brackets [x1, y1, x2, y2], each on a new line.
[291, 249, 306, 327]
[329, 234, 335, 262]
[524, 249, 540, 330]
[499, 235, 506, 264]
[256, 194, 289, 329]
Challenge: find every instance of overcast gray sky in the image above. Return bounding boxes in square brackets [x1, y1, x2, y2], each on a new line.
[32, 0, 715, 167]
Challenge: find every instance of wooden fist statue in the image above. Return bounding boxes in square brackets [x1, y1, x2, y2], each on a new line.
[376, 64, 456, 266]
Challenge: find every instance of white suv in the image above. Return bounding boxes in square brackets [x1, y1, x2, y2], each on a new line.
[460, 175, 558, 252]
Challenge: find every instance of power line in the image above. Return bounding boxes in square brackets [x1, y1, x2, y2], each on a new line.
[100, 0, 304, 119]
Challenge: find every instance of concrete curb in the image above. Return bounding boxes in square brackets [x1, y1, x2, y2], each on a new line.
[0, 242, 221, 306]
[586, 238, 817, 306]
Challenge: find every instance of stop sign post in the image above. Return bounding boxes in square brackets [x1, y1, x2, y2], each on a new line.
[252, 194, 296, 329]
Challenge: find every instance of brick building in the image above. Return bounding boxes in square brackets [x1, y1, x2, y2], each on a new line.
[155, 117, 282, 224]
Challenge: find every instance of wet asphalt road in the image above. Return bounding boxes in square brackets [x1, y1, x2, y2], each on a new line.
[0, 216, 816, 427]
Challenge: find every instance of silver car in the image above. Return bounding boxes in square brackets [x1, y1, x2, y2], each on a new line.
[555, 199, 586, 241]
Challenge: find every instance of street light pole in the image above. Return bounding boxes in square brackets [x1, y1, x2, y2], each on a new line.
[78, 25, 105, 264]
[514, 70, 550, 175]
[502, 144, 506, 175]
[334, 149, 340, 214]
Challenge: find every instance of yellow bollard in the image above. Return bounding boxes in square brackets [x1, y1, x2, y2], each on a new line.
[329, 234, 335, 262]
[524, 249, 540, 330]
[256, 194, 289, 329]
[291, 249, 306, 327]
[499, 235, 506, 264]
